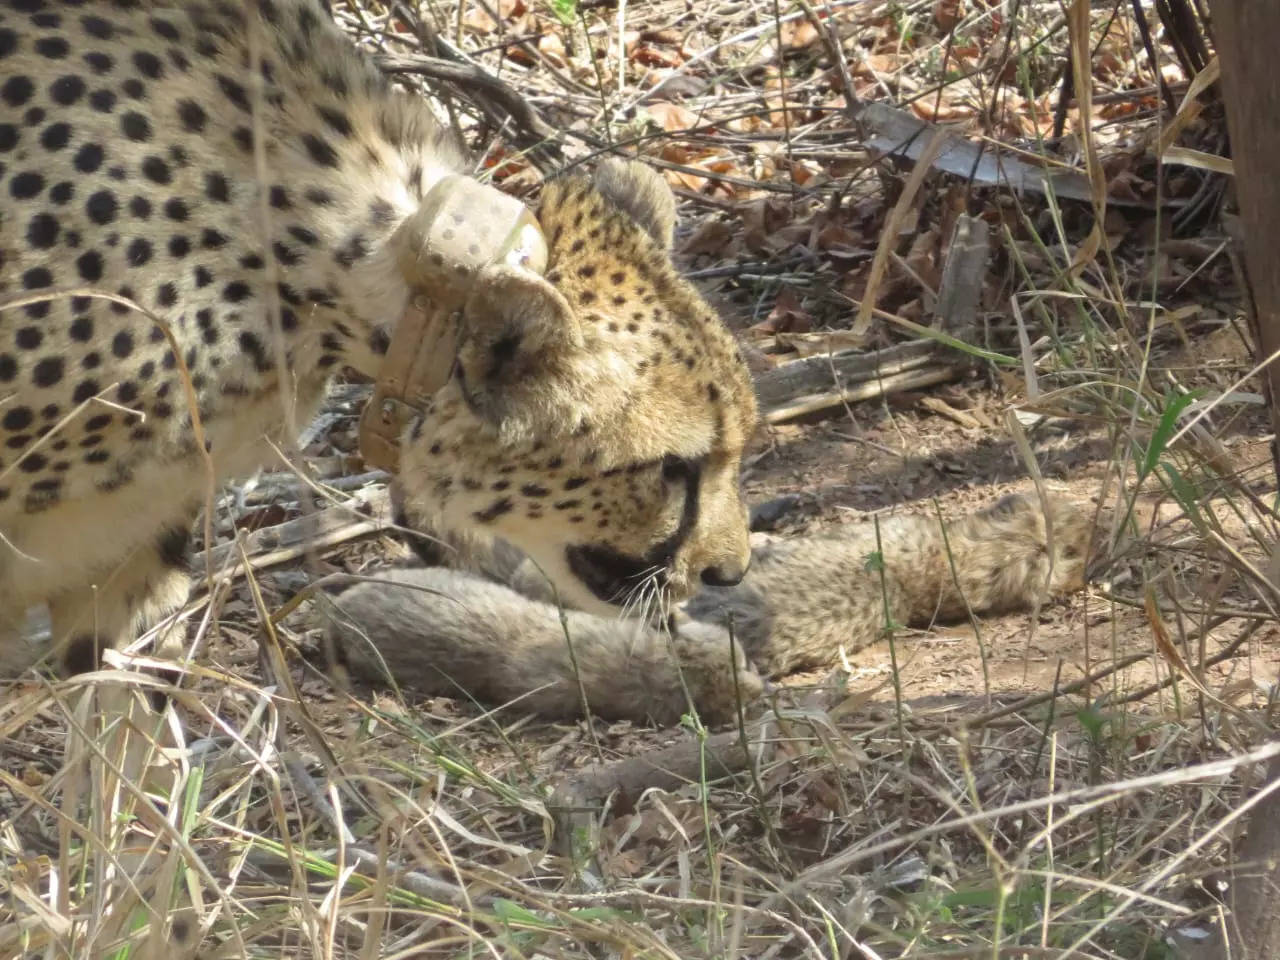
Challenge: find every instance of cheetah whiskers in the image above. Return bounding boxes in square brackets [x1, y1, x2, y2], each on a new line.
[623, 565, 672, 632]
[616, 564, 664, 623]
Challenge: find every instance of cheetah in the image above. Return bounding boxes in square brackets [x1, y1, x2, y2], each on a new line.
[0, 0, 757, 674]
[325, 491, 1105, 724]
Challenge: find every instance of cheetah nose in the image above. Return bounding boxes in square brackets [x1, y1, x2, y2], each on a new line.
[701, 560, 749, 587]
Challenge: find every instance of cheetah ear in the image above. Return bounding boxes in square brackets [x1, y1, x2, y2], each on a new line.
[456, 264, 585, 434]
[592, 158, 677, 251]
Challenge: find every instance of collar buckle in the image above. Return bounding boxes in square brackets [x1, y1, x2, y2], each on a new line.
[359, 176, 547, 473]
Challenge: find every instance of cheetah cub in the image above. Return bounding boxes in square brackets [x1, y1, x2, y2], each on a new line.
[324, 567, 763, 726]
[325, 491, 1103, 724]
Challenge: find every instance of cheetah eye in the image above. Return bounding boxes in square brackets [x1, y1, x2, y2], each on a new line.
[661, 454, 693, 481]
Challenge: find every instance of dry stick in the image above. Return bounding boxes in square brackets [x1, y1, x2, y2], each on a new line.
[763, 364, 965, 424]
[934, 214, 991, 336]
[331, 845, 474, 908]
[376, 53, 560, 146]
[797, 0, 862, 119]
[851, 127, 948, 339]
[193, 519, 387, 585]
[752, 338, 940, 409]
[1130, 0, 1180, 116]
[917, 395, 983, 429]
[192, 486, 392, 573]
[247, 844, 828, 958]
[243, 844, 482, 915]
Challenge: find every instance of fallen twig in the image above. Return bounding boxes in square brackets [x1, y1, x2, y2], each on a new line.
[549, 722, 771, 857]
[377, 53, 561, 156]
[935, 214, 991, 337]
[754, 338, 940, 406]
[918, 395, 984, 429]
[192, 486, 394, 581]
[763, 364, 966, 424]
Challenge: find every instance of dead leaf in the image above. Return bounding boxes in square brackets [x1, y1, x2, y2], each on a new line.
[909, 95, 970, 122]
[663, 166, 706, 192]
[462, 7, 497, 33]
[857, 53, 904, 78]
[904, 225, 942, 294]
[537, 31, 567, 68]
[933, 0, 963, 32]
[601, 847, 648, 878]
[776, 329, 867, 357]
[632, 44, 682, 69]
[739, 196, 794, 254]
[815, 222, 863, 252]
[681, 219, 733, 257]
[779, 19, 820, 49]
[762, 287, 812, 335]
[645, 100, 700, 133]
[787, 159, 822, 185]
[639, 28, 682, 46]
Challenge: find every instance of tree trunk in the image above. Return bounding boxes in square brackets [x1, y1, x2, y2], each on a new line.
[1212, 0, 1280, 459]
[1184, 756, 1280, 959]
[1193, 3, 1280, 958]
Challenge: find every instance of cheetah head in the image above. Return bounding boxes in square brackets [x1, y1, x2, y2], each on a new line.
[396, 160, 757, 615]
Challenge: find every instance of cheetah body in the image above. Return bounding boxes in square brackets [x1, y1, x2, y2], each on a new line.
[0, 0, 756, 670]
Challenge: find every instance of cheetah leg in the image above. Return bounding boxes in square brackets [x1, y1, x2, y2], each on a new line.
[0, 607, 52, 677]
[47, 528, 194, 810]
[47, 525, 193, 676]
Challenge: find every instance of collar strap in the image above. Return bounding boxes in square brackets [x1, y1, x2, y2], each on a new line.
[359, 175, 547, 473]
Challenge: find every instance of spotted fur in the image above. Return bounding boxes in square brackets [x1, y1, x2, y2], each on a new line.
[0, 0, 756, 672]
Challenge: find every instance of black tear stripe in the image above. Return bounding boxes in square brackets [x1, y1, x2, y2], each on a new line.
[486, 334, 520, 380]
[645, 458, 702, 568]
[564, 457, 705, 605]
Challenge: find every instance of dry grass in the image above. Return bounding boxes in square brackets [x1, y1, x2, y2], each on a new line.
[2, 1, 1275, 957]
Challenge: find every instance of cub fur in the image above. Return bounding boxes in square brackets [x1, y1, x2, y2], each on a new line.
[324, 491, 1104, 722]
[687, 490, 1100, 677]
[325, 568, 761, 726]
